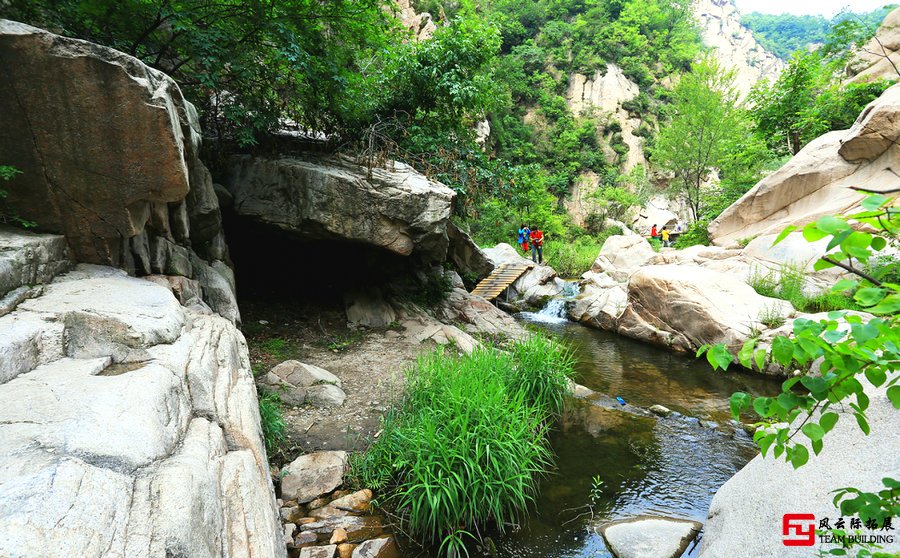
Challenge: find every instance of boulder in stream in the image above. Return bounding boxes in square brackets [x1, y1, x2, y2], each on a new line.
[599, 516, 702, 558]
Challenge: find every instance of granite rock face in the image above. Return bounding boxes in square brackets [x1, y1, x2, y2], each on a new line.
[0, 20, 236, 322]
[709, 83, 900, 248]
[699, 383, 900, 557]
[846, 7, 900, 83]
[0, 262, 284, 558]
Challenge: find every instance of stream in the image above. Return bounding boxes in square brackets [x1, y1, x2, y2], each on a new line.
[484, 297, 781, 558]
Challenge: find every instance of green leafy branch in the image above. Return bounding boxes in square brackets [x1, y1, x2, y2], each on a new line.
[698, 193, 900, 470]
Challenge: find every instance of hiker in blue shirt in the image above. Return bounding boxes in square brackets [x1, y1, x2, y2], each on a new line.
[518, 224, 530, 254]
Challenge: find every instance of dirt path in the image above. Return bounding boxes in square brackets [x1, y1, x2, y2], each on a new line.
[242, 301, 435, 464]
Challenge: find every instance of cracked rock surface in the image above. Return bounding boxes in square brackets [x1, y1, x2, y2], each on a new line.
[0, 263, 285, 558]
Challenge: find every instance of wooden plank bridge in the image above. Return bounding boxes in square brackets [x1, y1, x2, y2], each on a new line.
[470, 262, 534, 301]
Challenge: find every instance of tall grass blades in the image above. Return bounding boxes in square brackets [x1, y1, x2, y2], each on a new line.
[258, 392, 286, 455]
[508, 336, 575, 415]
[350, 336, 573, 556]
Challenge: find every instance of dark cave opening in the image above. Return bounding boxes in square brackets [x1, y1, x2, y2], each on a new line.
[223, 212, 422, 308]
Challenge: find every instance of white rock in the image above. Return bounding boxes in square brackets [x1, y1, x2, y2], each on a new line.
[600, 516, 702, 558]
[281, 451, 347, 504]
[300, 545, 337, 558]
[306, 384, 347, 408]
[699, 383, 900, 557]
[591, 235, 656, 282]
[352, 536, 399, 558]
[271, 361, 343, 389]
[0, 229, 71, 297]
[345, 289, 396, 328]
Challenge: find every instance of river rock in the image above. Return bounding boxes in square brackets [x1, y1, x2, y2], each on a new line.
[599, 516, 702, 558]
[300, 545, 337, 558]
[617, 265, 794, 354]
[0, 21, 231, 303]
[591, 235, 656, 282]
[649, 404, 674, 417]
[224, 155, 456, 262]
[351, 536, 399, 558]
[309, 489, 373, 519]
[281, 451, 347, 504]
[300, 515, 385, 540]
[699, 383, 900, 557]
[0, 266, 284, 558]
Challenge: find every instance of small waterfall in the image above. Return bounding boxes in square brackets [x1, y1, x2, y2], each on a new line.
[517, 280, 580, 324]
[536, 298, 568, 319]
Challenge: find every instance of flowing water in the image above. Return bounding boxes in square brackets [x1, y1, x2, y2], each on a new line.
[490, 311, 781, 558]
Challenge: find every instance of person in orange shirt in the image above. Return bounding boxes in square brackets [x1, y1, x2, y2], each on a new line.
[529, 226, 544, 264]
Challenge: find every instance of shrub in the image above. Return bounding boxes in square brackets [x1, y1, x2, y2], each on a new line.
[674, 220, 710, 248]
[350, 337, 574, 556]
[543, 236, 603, 277]
[648, 237, 661, 252]
[258, 392, 286, 455]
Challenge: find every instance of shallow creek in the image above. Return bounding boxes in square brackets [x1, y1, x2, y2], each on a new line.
[398, 299, 781, 558]
[486, 311, 781, 558]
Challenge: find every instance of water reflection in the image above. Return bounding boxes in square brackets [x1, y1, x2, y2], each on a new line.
[490, 317, 780, 558]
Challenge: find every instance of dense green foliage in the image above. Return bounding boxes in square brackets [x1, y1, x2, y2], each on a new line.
[750, 51, 894, 156]
[700, 194, 899, 554]
[4, 1, 896, 270]
[741, 6, 898, 60]
[652, 56, 745, 221]
[350, 337, 574, 555]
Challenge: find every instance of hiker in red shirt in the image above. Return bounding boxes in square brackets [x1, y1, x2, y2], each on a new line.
[529, 226, 544, 264]
[650, 224, 658, 240]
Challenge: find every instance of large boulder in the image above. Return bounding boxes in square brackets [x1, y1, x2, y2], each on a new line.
[616, 265, 793, 354]
[709, 84, 900, 247]
[568, 283, 628, 331]
[224, 155, 456, 262]
[446, 222, 494, 282]
[0, 263, 284, 558]
[699, 383, 900, 557]
[591, 235, 657, 283]
[0, 20, 236, 321]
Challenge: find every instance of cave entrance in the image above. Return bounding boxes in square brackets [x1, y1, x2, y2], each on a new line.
[224, 214, 419, 309]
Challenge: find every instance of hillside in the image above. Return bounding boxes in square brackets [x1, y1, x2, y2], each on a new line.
[741, 5, 898, 60]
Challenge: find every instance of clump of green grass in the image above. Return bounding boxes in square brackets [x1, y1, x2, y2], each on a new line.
[350, 336, 574, 556]
[748, 262, 807, 310]
[258, 392, 286, 455]
[748, 262, 860, 313]
[757, 304, 786, 329]
[544, 231, 623, 277]
[261, 338, 288, 360]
